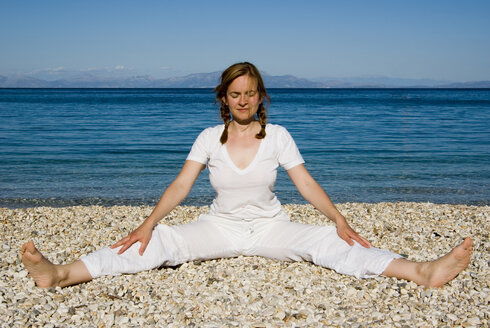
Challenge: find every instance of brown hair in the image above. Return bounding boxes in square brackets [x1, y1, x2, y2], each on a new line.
[214, 62, 270, 144]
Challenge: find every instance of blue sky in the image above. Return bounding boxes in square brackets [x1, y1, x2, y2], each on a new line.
[1, 0, 489, 82]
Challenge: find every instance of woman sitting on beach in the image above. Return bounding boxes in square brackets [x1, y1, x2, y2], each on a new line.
[22, 62, 472, 289]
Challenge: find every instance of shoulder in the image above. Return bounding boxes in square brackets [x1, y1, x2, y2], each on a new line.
[265, 123, 289, 135]
[264, 124, 298, 153]
[188, 125, 224, 160]
[201, 124, 225, 134]
[196, 124, 225, 140]
[265, 124, 294, 140]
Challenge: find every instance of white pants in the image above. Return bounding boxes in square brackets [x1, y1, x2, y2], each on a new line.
[81, 212, 401, 279]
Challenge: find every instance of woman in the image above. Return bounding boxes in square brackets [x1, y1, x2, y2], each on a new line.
[21, 62, 472, 288]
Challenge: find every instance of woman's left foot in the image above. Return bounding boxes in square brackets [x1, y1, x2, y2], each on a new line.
[422, 237, 473, 287]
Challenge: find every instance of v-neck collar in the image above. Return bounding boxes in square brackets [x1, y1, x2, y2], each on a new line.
[223, 137, 265, 175]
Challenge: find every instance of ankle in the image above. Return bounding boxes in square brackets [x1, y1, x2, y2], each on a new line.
[53, 265, 69, 287]
[414, 262, 431, 286]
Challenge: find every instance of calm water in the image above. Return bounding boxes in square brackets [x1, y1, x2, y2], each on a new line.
[1, 88, 489, 208]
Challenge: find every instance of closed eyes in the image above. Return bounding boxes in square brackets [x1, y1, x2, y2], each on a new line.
[229, 90, 257, 98]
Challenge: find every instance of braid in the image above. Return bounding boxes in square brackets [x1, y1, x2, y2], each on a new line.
[220, 104, 231, 144]
[255, 104, 267, 139]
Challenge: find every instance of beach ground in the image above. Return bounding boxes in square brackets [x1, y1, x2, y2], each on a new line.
[1, 203, 488, 327]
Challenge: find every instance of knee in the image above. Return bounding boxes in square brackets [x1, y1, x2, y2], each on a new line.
[314, 242, 401, 278]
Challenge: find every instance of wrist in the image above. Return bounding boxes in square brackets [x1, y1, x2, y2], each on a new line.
[143, 217, 158, 228]
[333, 215, 347, 226]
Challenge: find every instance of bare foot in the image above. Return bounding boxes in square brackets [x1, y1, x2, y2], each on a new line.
[422, 237, 473, 287]
[21, 241, 62, 288]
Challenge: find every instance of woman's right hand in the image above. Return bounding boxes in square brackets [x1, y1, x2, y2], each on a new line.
[110, 221, 154, 256]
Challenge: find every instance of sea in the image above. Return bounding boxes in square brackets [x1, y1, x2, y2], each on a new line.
[1, 88, 489, 208]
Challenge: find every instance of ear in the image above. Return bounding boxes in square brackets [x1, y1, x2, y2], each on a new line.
[222, 96, 228, 106]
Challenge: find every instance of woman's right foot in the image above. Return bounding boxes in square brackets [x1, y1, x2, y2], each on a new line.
[21, 241, 62, 288]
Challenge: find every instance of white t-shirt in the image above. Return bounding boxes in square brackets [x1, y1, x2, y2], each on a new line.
[186, 124, 304, 220]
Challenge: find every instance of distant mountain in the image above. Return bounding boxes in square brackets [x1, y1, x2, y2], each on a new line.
[262, 74, 325, 88]
[0, 71, 325, 88]
[0, 75, 49, 88]
[0, 72, 488, 88]
[312, 75, 449, 88]
[155, 72, 221, 88]
[435, 81, 490, 88]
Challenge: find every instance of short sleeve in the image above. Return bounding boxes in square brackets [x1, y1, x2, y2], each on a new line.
[186, 128, 210, 164]
[277, 127, 305, 170]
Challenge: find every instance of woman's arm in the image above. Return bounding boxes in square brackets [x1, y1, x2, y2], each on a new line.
[286, 164, 371, 248]
[144, 160, 205, 226]
[111, 160, 206, 255]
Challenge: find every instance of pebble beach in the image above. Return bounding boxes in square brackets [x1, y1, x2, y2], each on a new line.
[1, 202, 488, 327]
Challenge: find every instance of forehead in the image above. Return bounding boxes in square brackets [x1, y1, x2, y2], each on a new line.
[227, 75, 258, 92]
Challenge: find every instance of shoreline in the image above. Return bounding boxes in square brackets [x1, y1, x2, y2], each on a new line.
[2, 203, 488, 326]
[1, 198, 489, 210]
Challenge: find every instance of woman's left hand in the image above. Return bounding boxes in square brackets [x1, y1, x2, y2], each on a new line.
[336, 218, 372, 248]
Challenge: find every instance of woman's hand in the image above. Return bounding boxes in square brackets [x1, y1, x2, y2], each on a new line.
[287, 165, 373, 249]
[336, 218, 371, 248]
[110, 222, 154, 256]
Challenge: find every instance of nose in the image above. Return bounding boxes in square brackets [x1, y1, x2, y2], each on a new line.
[239, 94, 248, 106]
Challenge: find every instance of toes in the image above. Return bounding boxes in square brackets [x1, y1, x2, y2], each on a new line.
[456, 238, 473, 253]
[25, 241, 37, 254]
[22, 242, 32, 255]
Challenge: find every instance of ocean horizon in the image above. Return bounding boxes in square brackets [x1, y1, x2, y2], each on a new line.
[1, 88, 489, 208]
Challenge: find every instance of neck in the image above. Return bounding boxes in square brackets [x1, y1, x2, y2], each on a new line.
[229, 119, 259, 134]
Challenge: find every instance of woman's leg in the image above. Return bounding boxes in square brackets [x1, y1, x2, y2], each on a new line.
[21, 241, 92, 288]
[255, 220, 401, 278]
[21, 223, 187, 288]
[255, 220, 473, 287]
[381, 237, 473, 287]
[21, 215, 239, 288]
